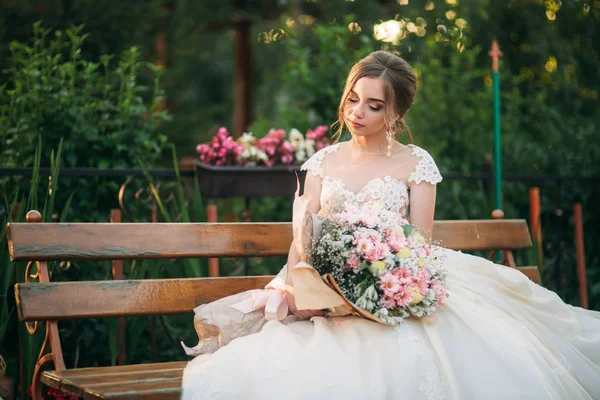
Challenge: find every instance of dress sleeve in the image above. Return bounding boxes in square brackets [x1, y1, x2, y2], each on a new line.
[407, 145, 443, 186]
[300, 143, 341, 179]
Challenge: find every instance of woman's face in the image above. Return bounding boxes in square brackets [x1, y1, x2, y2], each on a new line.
[343, 77, 388, 137]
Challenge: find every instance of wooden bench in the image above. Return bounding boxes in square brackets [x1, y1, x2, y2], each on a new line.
[8, 210, 539, 400]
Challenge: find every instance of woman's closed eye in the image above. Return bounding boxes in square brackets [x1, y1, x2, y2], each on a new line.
[347, 97, 381, 111]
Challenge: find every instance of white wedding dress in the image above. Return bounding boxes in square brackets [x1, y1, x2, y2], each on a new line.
[181, 142, 600, 400]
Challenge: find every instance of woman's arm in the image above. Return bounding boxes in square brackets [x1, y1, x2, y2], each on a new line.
[286, 170, 325, 319]
[286, 170, 322, 282]
[408, 182, 437, 240]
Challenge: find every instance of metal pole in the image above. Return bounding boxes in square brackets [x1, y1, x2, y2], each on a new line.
[489, 40, 504, 210]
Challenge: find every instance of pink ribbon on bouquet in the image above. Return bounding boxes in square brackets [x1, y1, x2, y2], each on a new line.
[231, 275, 289, 321]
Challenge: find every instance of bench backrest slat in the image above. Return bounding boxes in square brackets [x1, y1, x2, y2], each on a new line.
[432, 219, 532, 251]
[7, 223, 292, 261]
[7, 220, 531, 261]
[15, 276, 274, 321]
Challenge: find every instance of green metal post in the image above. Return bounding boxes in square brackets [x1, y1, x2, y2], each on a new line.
[493, 70, 502, 210]
[489, 40, 504, 210]
[489, 40, 504, 262]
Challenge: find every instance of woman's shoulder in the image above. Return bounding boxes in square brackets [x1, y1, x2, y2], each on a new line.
[406, 144, 443, 185]
[300, 142, 342, 178]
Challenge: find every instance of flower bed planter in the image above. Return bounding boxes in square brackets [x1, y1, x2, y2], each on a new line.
[194, 161, 307, 199]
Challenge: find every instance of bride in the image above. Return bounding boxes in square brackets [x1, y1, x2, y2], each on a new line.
[181, 51, 600, 399]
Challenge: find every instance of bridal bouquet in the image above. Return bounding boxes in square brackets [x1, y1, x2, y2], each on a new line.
[308, 204, 448, 325]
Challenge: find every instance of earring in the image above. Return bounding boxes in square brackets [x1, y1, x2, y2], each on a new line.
[385, 128, 394, 157]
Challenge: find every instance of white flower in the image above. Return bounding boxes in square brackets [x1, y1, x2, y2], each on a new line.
[289, 128, 304, 145]
[356, 296, 375, 312]
[239, 132, 257, 146]
[304, 139, 316, 157]
[240, 144, 268, 166]
[364, 284, 378, 300]
[295, 149, 308, 163]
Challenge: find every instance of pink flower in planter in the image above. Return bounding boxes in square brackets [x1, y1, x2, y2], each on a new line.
[197, 125, 334, 167]
[196, 127, 244, 166]
[257, 129, 296, 166]
[306, 125, 332, 152]
[306, 125, 328, 140]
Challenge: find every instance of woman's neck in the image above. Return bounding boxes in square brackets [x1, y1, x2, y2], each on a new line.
[350, 133, 392, 155]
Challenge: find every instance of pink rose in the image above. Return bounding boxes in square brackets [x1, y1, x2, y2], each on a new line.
[387, 231, 408, 252]
[414, 268, 430, 295]
[362, 241, 390, 262]
[431, 282, 448, 306]
[356, 237, 372, 252]
[348, 253, 361, 272]
[392, 267, 413, 285]
[382, 294, 397, 309]
[394, 287, 414, 307]
[380, 272, 400, 294]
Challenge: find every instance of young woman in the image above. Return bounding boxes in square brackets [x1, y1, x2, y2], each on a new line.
[182, 51, 600, 399]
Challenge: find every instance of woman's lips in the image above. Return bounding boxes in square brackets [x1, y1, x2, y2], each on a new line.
[349, 121, 364, 129]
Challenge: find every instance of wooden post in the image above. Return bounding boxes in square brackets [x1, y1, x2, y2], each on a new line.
[153, 30, 167, 112]
[25, 211, 66, 400]
[489, 209, 515, 266]
[154, 31, 167, 68]
[242, 197, 252, 275]
[233, 18, 252, 138]
[573, 203, 588, 309]
[529, 187, 543, 266]
[207, 203, 220, 277]
[110, 209, 127, 365]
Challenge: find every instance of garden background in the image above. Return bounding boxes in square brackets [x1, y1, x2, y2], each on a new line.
[1, 0, 598, 398]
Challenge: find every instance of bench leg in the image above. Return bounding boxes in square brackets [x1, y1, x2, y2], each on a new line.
[32, 353, 53, 400]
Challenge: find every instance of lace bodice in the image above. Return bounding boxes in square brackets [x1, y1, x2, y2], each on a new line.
[301, 142, 442, 218]
[321, 175, 410, 217]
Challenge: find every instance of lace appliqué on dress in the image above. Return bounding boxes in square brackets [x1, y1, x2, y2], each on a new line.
[408, 145, 443, 185]
[300, 143, 341, 178]
[418, 364, 447, 400]
[320, 176, 409, 217]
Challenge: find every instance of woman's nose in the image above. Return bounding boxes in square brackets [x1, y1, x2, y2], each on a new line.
[352, 103, 364, 119]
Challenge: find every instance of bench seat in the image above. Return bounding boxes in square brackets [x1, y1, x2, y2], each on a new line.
[42, 362, 185, 399]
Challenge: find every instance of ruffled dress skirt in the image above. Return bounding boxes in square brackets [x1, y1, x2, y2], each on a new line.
[181, 248, 600, 400]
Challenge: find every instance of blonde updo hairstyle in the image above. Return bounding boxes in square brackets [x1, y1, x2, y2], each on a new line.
[334, 51, 416, 143]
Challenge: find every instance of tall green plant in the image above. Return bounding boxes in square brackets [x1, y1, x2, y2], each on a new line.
[0, 137, 73, 397]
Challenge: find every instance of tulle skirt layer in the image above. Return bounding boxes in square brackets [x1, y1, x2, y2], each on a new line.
[181, 248, 600, 400]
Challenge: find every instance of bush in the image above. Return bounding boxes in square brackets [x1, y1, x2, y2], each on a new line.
[0, 22, 170, 223]
[0, 22, 169, 169]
